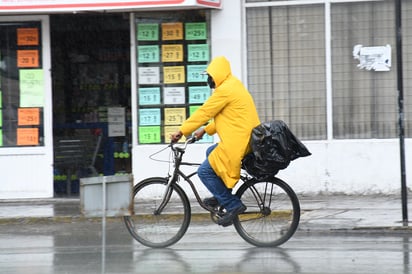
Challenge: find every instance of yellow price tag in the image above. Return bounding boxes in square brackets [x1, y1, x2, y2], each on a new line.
[163, 66, 185, 84]
[164, 108, 186, 125]
[162, 44, 183, 62]
[164, 126, 186, 143]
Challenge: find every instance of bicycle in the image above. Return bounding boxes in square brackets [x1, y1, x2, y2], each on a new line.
[124, 137, 300, 248]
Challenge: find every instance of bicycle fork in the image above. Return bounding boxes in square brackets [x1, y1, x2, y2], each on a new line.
[153, 175, 175, 215]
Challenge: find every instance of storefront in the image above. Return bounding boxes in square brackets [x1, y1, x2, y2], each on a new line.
[0, 0, 229, 199]
[2, 0, 409, 200]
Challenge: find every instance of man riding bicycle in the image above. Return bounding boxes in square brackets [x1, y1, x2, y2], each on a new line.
[171, 56, 260, 227]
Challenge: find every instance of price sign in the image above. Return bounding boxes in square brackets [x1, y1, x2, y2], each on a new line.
[139, 126, 161, 144]
[138, 45, 159, 63]
[139, 108, 161, 126]
[18, 108, 40, 126]
[138, 67, 160, 84]
[17, 128, 39, 146]
[139, 87, 160, 105]
[189, 86, 210, 103]
[163, 66, 185, 84]
[185, 22, 207, 40]
[188, 44, 209, 62]
[137, 23, 159, 41]
[187, 65, 208, 82]
[164, 87, 185, 104]
[162, 44, 183, 62]
[164, 126, 186, 143]
[164, 108, 186, 125]
[17, 28, 39, 46]
[17, 50, 39, 68]
[162, 22, 183, 40]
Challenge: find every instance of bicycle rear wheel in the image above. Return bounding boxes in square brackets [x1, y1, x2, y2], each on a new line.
[124, 177, 191, 248]
[233, 177, 300, 247]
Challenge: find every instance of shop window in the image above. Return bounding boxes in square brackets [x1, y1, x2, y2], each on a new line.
[331, 1, 404, 139]
[246, 5, 327, 140]
[0, 21, 44, 147]
[135, 11, 212, 144]
[246, 1, 412, 140]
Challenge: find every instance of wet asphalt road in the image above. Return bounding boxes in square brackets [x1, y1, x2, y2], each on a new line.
[0, 219, 410, 274]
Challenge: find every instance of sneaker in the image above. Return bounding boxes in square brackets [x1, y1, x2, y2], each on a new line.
[217, 203, 247, 227]
[203, 197, 219, 208]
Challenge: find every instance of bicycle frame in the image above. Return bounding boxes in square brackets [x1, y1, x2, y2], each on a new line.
[154, 138, 269, 216]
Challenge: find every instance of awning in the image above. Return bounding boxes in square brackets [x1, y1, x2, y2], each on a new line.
[0, 0, 222, 14]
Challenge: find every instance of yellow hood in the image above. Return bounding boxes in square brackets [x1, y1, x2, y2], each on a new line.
[206, 56, 231, 87]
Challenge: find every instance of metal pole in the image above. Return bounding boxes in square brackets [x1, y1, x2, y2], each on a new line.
[395, 0, 408, 226]
[101, 176, 106, 273]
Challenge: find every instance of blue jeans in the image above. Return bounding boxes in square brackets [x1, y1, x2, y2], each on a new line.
[197, 144, 242, 211]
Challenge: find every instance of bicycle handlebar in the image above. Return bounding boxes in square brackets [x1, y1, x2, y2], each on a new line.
[170, 135, 198, 152]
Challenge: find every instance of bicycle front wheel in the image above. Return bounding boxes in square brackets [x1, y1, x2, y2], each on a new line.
[234, 177, 300, 247]
[124, 177, 191, 248]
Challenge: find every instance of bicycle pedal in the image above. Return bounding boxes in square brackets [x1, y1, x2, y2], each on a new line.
[210, 208, 226, 224]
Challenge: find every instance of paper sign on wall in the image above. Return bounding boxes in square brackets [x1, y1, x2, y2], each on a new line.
[164, 125, 185, 143]
[19, 69, 44, 107]
[137, 23, 159, 41]
[188, 44, 209, 62]
[189, 86, 210, 103]
[185, 22, 207, 40]
[138, 45, 159, 63]
[139, 87, 161, 105]
[17, 50, 39, 68]
[163, 66, 185, 84]
[187, 65, 208, 82]
[18, 108, 40, 126]
[162, 44, 183, 62]
[108, 107, 125, 137]
[164, 87, 185, 104]
[164, 107, 186, 125]
[17, 28, 39, 46]
[138, 67, 160, 84]
[162, 22, 183, 40]
[139, 108, 161, 126]
[17, 128, 38, 146]
[139, 126, 161, 144]
[353, 44, 391, 72]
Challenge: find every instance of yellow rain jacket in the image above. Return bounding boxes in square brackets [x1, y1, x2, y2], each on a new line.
[180, 56, 261, 188]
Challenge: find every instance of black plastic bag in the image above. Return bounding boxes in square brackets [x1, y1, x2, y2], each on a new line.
[242, 120, 311, 178]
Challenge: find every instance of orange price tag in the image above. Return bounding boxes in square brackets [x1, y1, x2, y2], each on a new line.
[18, 108, 40, 126]
[162, 22, 183, 40]
[17, 50, 39, 68]
[17, 128, 39, 146]
[17, 28, 39, 46]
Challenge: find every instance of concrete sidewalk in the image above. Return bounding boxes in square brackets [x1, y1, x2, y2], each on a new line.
[0, 195, 411, 232]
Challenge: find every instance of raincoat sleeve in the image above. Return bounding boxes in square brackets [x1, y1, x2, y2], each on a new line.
[204, 121, 216, 135]
[180, 90, 227, 136]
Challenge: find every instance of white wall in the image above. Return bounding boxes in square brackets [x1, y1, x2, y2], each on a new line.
[0, 152, 54, 199]
[279, 139, 411, 195]
[209, 0, 243, 79]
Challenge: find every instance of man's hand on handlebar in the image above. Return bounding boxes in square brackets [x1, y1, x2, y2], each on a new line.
[170, 130, 183, 143]
[170, 128, 206, 144]
[194, 128, 206, 140]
